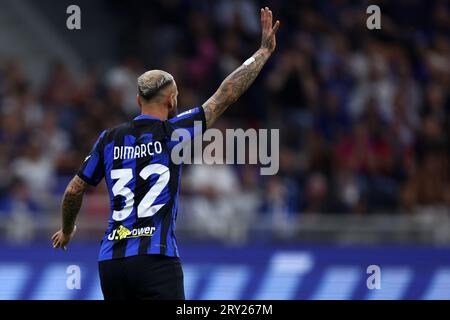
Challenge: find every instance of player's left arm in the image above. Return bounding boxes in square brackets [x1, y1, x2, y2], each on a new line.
[52, 130, 106, 250]
[202, 7, 280, 128]
[51, 176, 89, 250]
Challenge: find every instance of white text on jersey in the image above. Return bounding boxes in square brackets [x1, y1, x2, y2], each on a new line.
[114, 142, 163, 160]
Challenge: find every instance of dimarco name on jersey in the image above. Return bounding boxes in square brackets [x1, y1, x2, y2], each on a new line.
[113, 141, 163, 160]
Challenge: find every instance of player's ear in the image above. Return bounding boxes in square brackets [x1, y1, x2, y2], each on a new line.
[137, 95, 142, 109]
[169, 93, 177, 110]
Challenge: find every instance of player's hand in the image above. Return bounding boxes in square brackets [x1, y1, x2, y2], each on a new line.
[260, 7, 280, 54]
[52, 225, 77, 251]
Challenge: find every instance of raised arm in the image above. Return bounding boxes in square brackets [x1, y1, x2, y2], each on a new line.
[52, 175, 89, 250]
[202, 7, 280, 128]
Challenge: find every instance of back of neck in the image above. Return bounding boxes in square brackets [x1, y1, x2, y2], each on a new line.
[141, 105, 167, 121]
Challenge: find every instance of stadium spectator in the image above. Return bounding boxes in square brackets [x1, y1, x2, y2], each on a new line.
[0, 0, 448, 243]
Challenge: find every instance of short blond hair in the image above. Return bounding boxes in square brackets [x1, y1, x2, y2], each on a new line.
[137, 70, 174, 101]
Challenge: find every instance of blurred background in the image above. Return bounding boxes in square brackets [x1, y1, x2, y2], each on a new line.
[0, 0, 449, 300]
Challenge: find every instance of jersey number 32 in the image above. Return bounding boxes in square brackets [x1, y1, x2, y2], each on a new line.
[110, 164, 170, 221]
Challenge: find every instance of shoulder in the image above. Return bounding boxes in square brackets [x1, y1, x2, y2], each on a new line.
[102, 121, 134, 142]
[168, 107, 205, 126]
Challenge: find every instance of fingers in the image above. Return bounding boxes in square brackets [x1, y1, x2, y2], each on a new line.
[53, 235, 61, 248]
[53, 238, 67, 250]
[53, 238, 60, 248]
[268, 8, 273, 26]
[261, 7, 277, 32]
[52, 232, 59, 248]
[260, 8, 267, 31]
[52, 232, 64, 249]
[52, 227, 75, 250]
[272, 20, 280, 34]
[264, 7, 269, 30]
[260, 7, 268, 31]
[52, 231, 61, 248]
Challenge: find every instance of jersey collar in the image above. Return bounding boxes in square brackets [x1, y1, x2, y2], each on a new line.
[133, 114, 161, 121]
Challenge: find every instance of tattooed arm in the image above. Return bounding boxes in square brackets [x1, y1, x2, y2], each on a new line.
[203, 7, 280, 128]
[52, 176, 89, 250]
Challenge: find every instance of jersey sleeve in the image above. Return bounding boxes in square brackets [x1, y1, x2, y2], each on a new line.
[167, 106, 207, 139]
[77, 130, 107, 186]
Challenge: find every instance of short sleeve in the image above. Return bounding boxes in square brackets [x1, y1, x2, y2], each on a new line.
[167, 107, 207, 139]
[77, 130, 107, 186]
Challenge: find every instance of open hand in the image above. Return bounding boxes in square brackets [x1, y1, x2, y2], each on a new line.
[260, 7, 280, 53]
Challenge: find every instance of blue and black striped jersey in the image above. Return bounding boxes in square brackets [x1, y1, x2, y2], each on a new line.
[77, 107, 206, 261]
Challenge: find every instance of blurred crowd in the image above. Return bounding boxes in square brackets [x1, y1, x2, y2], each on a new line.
[0, 0, 449, 242]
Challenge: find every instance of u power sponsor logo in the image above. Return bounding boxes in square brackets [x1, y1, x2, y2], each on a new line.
[107, 225, 156, 241]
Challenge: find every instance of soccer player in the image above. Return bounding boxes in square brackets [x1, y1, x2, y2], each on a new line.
[52, 7, 279, 300]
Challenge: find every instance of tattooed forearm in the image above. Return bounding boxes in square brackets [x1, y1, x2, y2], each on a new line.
[61, 176, 88, 234]
[202, 48, 271, 128]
